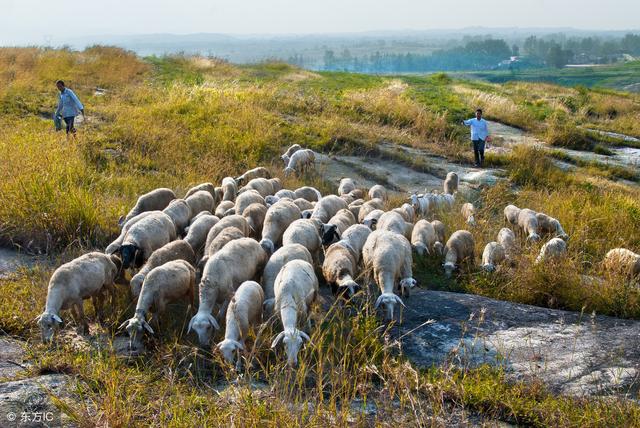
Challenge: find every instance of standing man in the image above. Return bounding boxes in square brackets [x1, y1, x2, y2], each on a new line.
[462, 109, 489, 167]
[54, 80, 84, 137]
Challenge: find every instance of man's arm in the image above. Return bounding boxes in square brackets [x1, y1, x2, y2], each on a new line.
[55, 95, 62, 117]
[462, 119, 472, 126]
[69, 90, 84, 115]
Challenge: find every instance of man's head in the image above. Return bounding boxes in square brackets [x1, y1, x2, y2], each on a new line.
[475, 108, 483, 120]
[56, 80, 65, 92]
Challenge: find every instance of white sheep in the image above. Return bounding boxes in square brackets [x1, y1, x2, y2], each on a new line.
[431, 220, 446, 246]
[189, 210, 212, 225]
[241, 177, 282, 198]
[203, 227, 246, 263]
[162, 199, 192, 236]
[341, 224, 373, 255]
[357, 198, 385, 223]
[214, 187, 224, 204]
[409, 193, 430, 218]
[349, 189, 366, 200]
[517, 208, 541, 242]
[376, 211, 413, 240]
[340, 193, 356, 204]
[117, 211, 177, 270]
[119, 188, 176, 227]
[262, 244, 314, 315]
[204, 214, 252, 256]
[535, 238, 567, 264]
[323, 225, 372, 296]
[271, 259, 319, 367]
[221, 177, 238, 201]
[393, 203, 416, 223]
[481, 242, 506, 272]
[327, 209, 356, 235]
[236, 166, 271, 185]
[217, 281, 264, 365]
[603, 248, 640, 278]
[189, 238, 267, 345]
[338, 178, 356, 196]
[294, 186, 322, 202]
[185, 182, 216, 199]
[37, 252, 119, 342]
[536, 212, 569, 241]
[504, 204, 521, 226]
[310, 195, 349, 224]
[282, 219, 323, 265]
[284, 149, 316, 176]
[293, 198, 315, 212]
[497, 227, 517, 259]
[120, 260, 195, 348]
[411, 220, 437, 256]
[368, 185, 388, 201]
[363, 230, 415, 320]
[260, 200, 302, 254]
[185, 190, 215, 217]
[461, 202, 476, 226]
[106, 210, 156, 255]
[184, 214, 219, 254]
[234, 189, 266, 217]
[362, 209, 385, 230]
[443, 172, 458, 195]
[281, 143, 302, 166]
[443, 230, 475, 278]
[129, 240, 196, 298]
[348, 199, 364, 219]
[215, 200, 235, 217]
[242, 203, 268, 239]
[275, 189, 297, 200]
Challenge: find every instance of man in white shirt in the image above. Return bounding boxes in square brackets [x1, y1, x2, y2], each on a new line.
[462, 108, 489, 167]
[54, 80, 84, 137]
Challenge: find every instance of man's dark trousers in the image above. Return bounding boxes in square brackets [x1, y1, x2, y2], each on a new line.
[472, 139, 485, 166]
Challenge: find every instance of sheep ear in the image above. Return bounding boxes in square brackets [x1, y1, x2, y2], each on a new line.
[53, 314, 63, 324]
[208, 314, 220, 330]
[143, 320, 154, 334]
[271, 332, 285, 348]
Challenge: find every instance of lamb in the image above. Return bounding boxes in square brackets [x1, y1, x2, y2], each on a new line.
[281, 143, 302, 166]
[262, 244, 314, 315]
[189, 238, 268, 345]
[376, 211, 413, 240]
[357, 198, 385, 223]
[241, 177, 282, 198]
[284, 149, 316, 176]
[443, 172, 458, 195]
[411, 220, 437, 256]
[368, 185, 388, 201]
[323, 225, 372, 296]
[393, 203, 416, 223]
[271, 260, 319, 366]
[234, 189, 266, 216]
[338, 178, 356, 196]
[242, 203, 268, 239]
[221, 177, 238, 201]
[129, 240, 196, 298]
[443, 230, 475, 278]
[311, 195, 348, 224]
[117, 211, 177, 269]
[185, 182, 216, 199]
[431, 192, 455, 212]
[235, 166, 271, 185]
[536, 212, 569, 241]
[362, 209, 385, 230]
[516, 208, 541, 242]
[481, 242, 506, 272]
[282, 219, 323, 265]
[409, 193, 430, 218]
[326, 209, 357, 235]
[119, 188, 176, 227]
[461, 202, 476, 226]
[162, 199, 192, 236]
[275, 189, 297, 199]
[215, 200, 235, 217]
[497, 228, 517, 259]
[185, 190, 215, 217]
[204, 215, 251, 256]
[603, 248, 640, 278]
[293, 198, 315, 211]
[216, 281, 264, 365]
[535, 238, 567, 264]
[363, 230, 415, 320]
[260, 200, 302, 254]
[120, 260, 195, 349]
[504, 204, 521, 226]
[184, 214, 219, 254]
[37, 252, 119, 342]
[294, 186, 322, 202]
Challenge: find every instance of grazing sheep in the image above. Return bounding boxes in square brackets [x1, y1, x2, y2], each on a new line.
[461, 202, 476, 226]
[338, 178, 356, 196]
[163, 199, 192, 236]
[341, 224, 373, 255]
[235, 189, 266, 217]
[185, 190, 215, 217]
[282, 219, 323, 265]
[409, 193, 430, 218]
[322, 225, 372, 296]
[242, 203, 268, 239]
[327, 209, 356, 235]
[293, 198, 315, 212]
[184, 214, 219, 254]
[185, 182, 216, 199]
[368, 185, 388, 201]
[349, 189, 365, 200]
[504, 204, 521, 226]
[357, 198, 385, 223]
[348, 199, 364, 219]
[271, 260, 319, 367]
[106, 210, 156, 255]
[121, 260, 195, 348]
[411, 220, 437, 256]
[301, 209, 314, 219]
[481, 242, 506, 272]
[214, 187, 224, 204]
[340, 193, 356, 204]
[199, 227, 247, 274]
[119, 188, 176, 227]
[536, 212, 569, 241]
[241, 178, 281, 198]
[311, 195, 348, 224]
[189, 238, 267, 345]
[275, 189, 297, 200]
[294, 186, 322, 202]
[362, 209, 385, 230]
[281, 143, 302, 166]
[204, 215, 252, 256]
[431, 220, 446, 245]
[535, 238, 567, 264]
[117, 212, 177, 270]
[260, 200, 302, 255]
[236, 166, 271, 185]
[284, 149, 316, 176]
[363, 230, 415, 320]
[393, 203, 416, 223]
[497, 228, 517, 259]
[443, 230, 475, 278]
[603, 248, 640, 278]
[217, 281, 264, 364]
[516, 208, 541, 242]
[215, 200, 235, 217]
[130, 240, 196, 298]
[222, 177, 238, 201]
[37, 252, 119, 342]
[376, 211, 413, 240]
[262, 244, 314, 315]
[443, 172, 458, 195]
[189, 210, 212, 225]
[431, 192, 455, 212]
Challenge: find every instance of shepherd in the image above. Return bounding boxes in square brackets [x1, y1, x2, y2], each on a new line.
[54, 80, 84, 136]
[462, 108, 490, 167]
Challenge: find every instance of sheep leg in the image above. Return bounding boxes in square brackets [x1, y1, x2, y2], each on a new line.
[71, 300, 89, 335]
[92, 294, 105, 322]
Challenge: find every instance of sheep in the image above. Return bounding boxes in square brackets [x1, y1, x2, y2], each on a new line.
[162, 199, 192, 236]
[234, 189, 266, 216]
[340, 193, 356, 204]
[327, 209, 357, 235]
[338, 178, 356, 196]
[349, 189, 365, 200]
[431, 220, 446, 245]
[357, 198, 385, 223]
[241, 177, 281, 198]
[260, 200, 302, 255]
[204, 215, 251, 256]
[363, 230, 415, 320]
[431, 192, 455, 212]
[189, 210, 212, 225]
[341, 224, 373, 255]
[309, 195, 348, 224]
[242, 203, 268, 239]
[443, 230, 475, 278]
[293, 198, 315, 211]
[516, 208, 541, 242]
[222, 177, 238, 201]
[461, 202, 476, 226]
[603, 248, 640, 278]
[129, 240, 196, 298]
[119, 188, 176, 227]
[294, 186, 321, 202]
[284, 149, 316, 176]
[301, 209, 314, 219]
[376, 211, 413, 240]
[535, 238, 567, 264]
[120, 260, 195, 348]
[214, 187, 224, 204]
[362, 209, 385, 230]
[262, 244, 314, 315]
[393, 203, 416, 223]
[497, 227, 517, 259]
[271, 260, 319, 367]
[368, 185, 388, 201]
[236, 166, 271, 185]
[215, 200, 235, 217]
[281, 143, 302, 166]
[37, 252, 119, 342]
[184, 214, 219, 254]
[275, 189, 297, 200]
[185, 190, 215, 217]
[106, 210, 157, 255]
[411, 220, 437, 256]
[348, 199, 364, 219]
[536, 212, 569, 241]
[282, 219, 323, 265]
[504, 204, 521, 226]
[189, 238, 267, 345]
[443, 172, 458, 195]
[322, 225, 372, 296]
[185, 182, 216, 199]
[481, 242, 506, 272]
[217, 281, 264, 365]
[117, 212, 177, 270]
[409, 193, 430, 218]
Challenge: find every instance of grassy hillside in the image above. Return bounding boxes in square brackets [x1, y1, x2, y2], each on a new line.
[2, 47, 640, 426]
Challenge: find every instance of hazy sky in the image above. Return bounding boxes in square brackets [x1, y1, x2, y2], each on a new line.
[2, 0, 639, 44]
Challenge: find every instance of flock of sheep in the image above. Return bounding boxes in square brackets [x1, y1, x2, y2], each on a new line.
[35, 144, 640, 367]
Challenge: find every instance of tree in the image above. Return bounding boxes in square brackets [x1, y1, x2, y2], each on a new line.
[546, 44, 571, 68]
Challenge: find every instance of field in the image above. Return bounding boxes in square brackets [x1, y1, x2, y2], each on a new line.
[2, 47, 640, 426]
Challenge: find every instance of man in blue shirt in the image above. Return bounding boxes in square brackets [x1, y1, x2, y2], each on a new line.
[462, 108, 489, 167]
[54, 80, 84, 136]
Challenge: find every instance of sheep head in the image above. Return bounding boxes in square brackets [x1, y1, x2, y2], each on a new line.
[363, 218, 377, 230]
[119, 244, 139, 270]
[374, 292, 405, 321]
[271, 328, 311, 367]
[260, 239, 275, 256]
[188, 311, 220, 346]
[217, 339, 244, 364]
[36, 312, 63, 343]
[321, 224, 340, 246]
[413, 243, 428, 256]
[119, 314, 153, 348]
[301, 210, 313, 219]
[399, 277, 417, 295]
[339, 279, 360, 297]
[281, 154, 290, 166]
[283, 167, 295, 177]
[482, 263, 496, 273]
[443, 261, 456, 278]
[527, 233, 541, 243]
